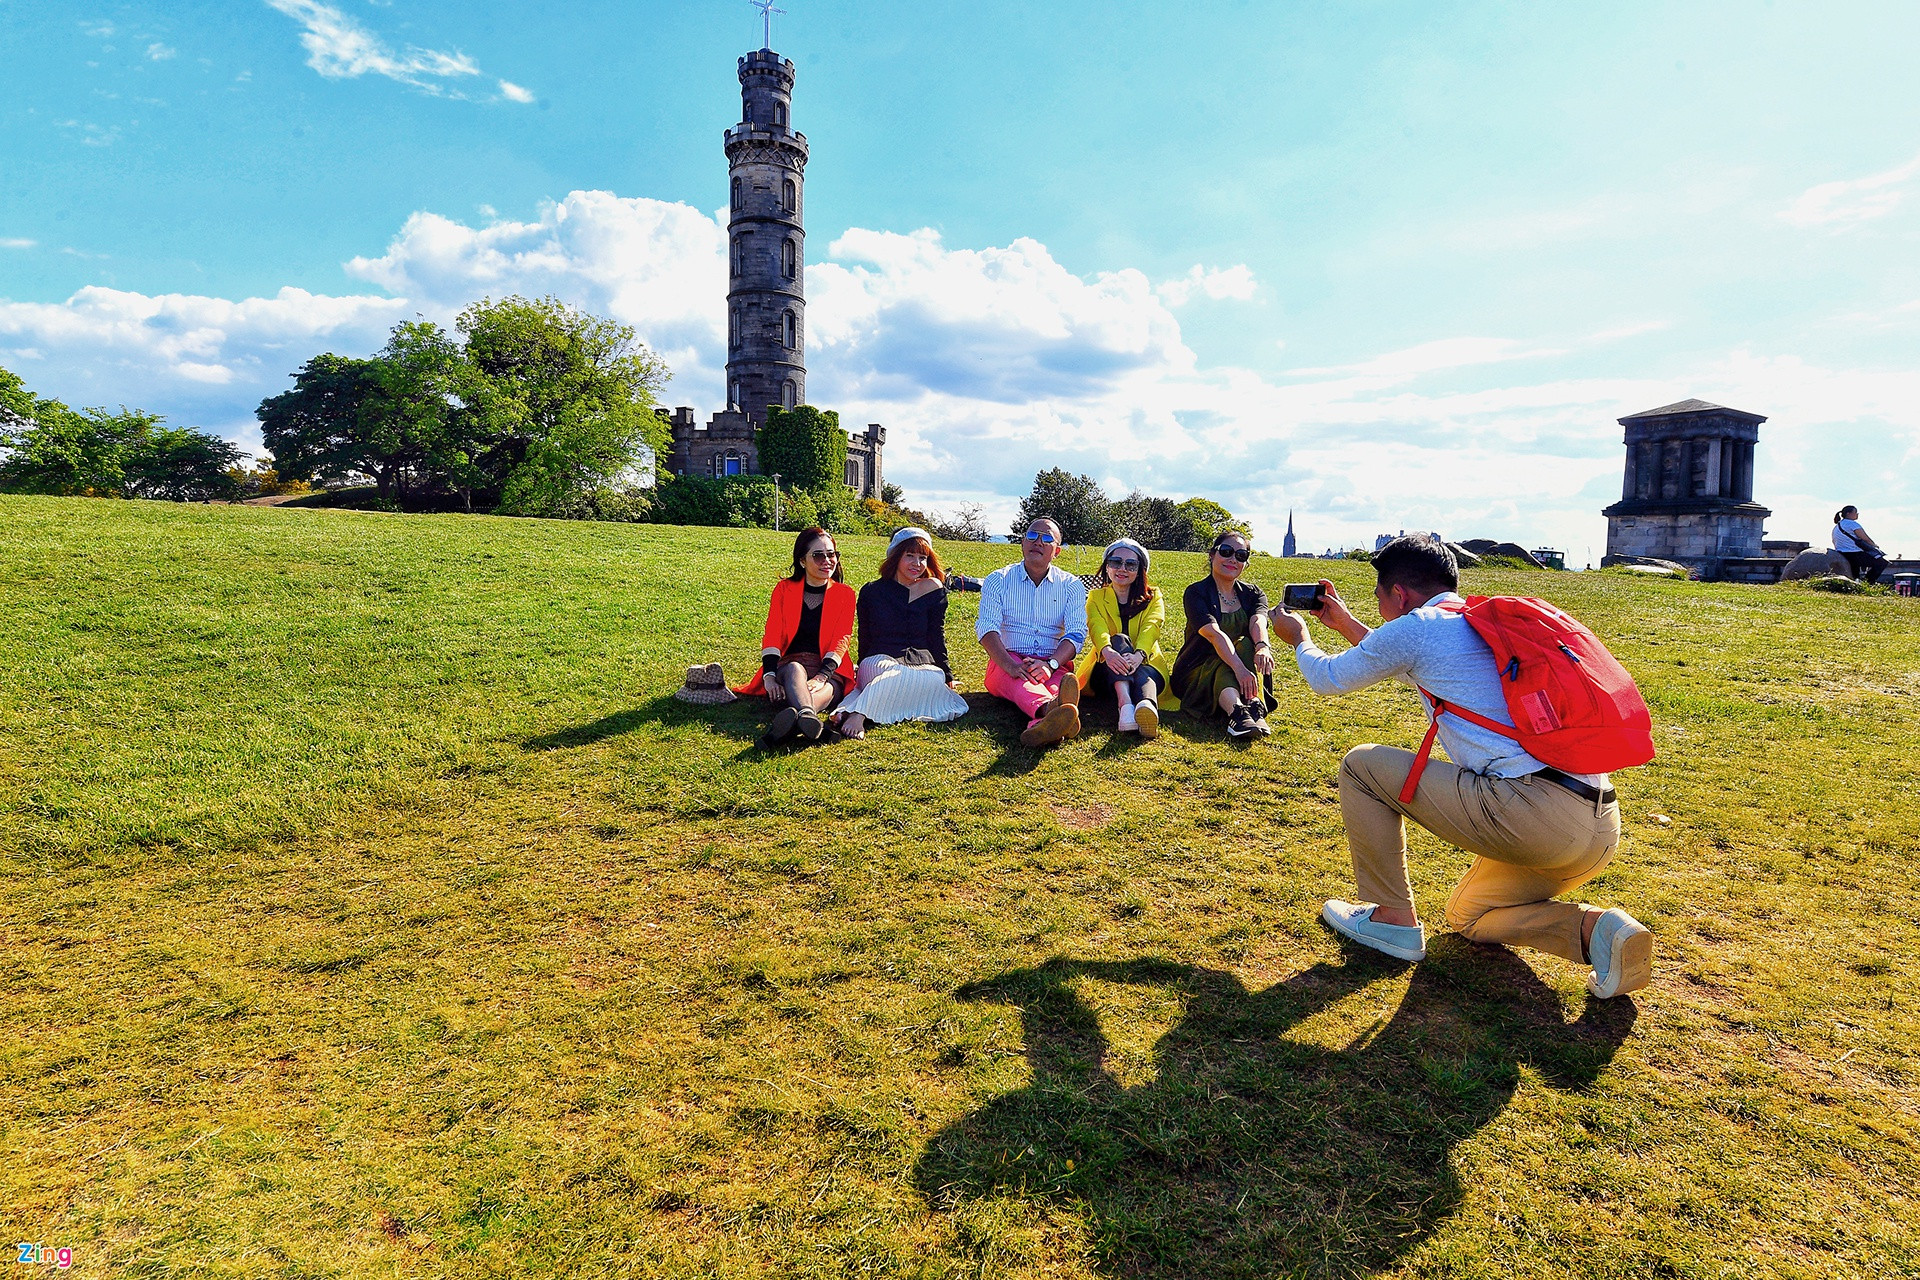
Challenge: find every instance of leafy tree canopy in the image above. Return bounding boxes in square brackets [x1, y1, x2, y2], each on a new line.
[257, 297, 671, 516]
[1012, 468, 1118, 545]
[1010, 470, 1251, 551]
[0, 363, 241, 501]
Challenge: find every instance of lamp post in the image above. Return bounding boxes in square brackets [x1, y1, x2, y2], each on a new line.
[772, 473, 782, 531]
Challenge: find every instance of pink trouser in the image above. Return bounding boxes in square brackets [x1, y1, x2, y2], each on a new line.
[984, 660, 1068, 724]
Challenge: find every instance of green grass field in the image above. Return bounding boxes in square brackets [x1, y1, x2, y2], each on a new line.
[4, 495, 1917, 1279]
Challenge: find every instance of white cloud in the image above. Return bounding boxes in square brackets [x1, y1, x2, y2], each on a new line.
[146, 42, 176, 61]
[1285, 337, 1565, 382]
[81, 21, 115, 38]
[1781, 152, 1920, 228]
[1156, 264, 1258, 306]
[5, 191, 1915, 557]
[344, 191, 728, 403]
[496, 79, 534, 104]
[261, 0, 526, 101]
[0, 286, 408, 452]
[1, 239, 35, 250]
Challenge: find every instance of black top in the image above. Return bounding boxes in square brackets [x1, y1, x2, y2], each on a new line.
[855, 577, 952, 679]
[1168, 576, 1269, 696]
[1117, 588, 1152, 631]
[786, 584, 826, 658]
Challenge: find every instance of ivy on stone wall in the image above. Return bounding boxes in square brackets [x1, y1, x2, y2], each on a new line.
[756, 405, 847, 496]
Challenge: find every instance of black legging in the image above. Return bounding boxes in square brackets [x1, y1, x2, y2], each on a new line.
[1843, 550, 1886, 585]
[1094, 662, 1165, 705]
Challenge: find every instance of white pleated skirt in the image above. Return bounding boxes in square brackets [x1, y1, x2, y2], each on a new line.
[836, 655, 969, 724]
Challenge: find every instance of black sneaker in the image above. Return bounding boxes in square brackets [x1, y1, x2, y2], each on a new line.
[1249, 707, 1272, 736]
[1226, 704, 1257, 739]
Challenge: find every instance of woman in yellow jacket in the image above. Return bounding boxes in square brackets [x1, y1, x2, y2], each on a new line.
[1075, 537, 1177, 738]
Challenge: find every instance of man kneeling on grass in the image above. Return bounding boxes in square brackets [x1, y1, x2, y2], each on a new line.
[977, 518, 1089, 748]
[1266, 534, 1653, 999]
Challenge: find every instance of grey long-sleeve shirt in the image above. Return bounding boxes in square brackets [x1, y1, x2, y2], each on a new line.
[1291, 591, 1604, 783]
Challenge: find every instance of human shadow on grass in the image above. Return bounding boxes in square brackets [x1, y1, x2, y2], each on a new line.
[914, 942, 1635, 1279]
[523, 695, 765, 750]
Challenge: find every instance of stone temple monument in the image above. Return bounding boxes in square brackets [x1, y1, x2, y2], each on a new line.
[1601, 399, 1769, 571]
[659, 34, 885, 498]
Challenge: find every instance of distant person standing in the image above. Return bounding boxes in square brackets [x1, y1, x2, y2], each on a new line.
[1832, 506, 1888, 584]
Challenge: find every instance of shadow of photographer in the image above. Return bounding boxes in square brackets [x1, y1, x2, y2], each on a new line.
[914, 941, 1635, 1278]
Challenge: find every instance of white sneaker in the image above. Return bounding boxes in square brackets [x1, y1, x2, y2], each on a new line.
[1586, 908, 1652, 998]
[1117, 704, 1138, 732]
[1321, 900, 1426, 962]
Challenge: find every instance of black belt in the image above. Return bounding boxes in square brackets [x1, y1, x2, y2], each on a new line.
[1532, 766, 1616, 805]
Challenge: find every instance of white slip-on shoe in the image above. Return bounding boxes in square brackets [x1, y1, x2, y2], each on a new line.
[1321, 899, 1426, 962]
[1117, 704, 1138, 732]
[1134, 700, 1159, 739]
[1586, 908, 1653, 998]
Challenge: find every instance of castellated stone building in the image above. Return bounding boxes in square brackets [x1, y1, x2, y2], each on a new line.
[659, 47, 885, 500]
[1601, 399, 1769, 570]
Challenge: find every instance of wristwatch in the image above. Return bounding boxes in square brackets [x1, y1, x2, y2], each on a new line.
[1046, 658, 1060, 672]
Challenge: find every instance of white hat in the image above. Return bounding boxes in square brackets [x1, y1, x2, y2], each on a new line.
[888, 526, 934, 554]
[1103, 537, 1150, 574]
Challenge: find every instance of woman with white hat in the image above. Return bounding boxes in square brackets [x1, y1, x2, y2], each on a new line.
[833, 527, 969, 738]
[1075, 537, 1175, 738]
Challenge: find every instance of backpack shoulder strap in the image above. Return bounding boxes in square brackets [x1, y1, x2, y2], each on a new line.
[1397, 686, 1521, 804]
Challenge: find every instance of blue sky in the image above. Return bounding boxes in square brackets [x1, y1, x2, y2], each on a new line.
[3, 0, 1917, 558]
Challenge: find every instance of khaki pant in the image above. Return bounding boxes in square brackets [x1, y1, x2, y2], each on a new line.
[1338, 743, 1621, 963]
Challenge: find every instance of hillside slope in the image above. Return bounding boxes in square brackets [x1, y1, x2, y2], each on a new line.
[3, 496, 1916, 1278]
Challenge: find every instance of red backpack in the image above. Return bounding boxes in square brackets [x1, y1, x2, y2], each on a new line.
[1399, 596, 1655, 803]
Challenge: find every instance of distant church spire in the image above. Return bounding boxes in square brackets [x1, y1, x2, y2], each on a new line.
[1283, 510, 1297, 558]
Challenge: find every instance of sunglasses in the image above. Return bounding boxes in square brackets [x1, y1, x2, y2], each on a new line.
[1105, 556, 1141, 571]
[807, 549, 839, 562]
[1214, 545, 1251, 562]
[1021, 531, 1057, 545]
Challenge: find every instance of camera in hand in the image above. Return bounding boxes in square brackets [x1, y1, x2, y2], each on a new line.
[1281, 582, 1327, 612]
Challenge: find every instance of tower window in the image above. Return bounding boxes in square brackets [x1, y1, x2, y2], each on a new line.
[731, 177, 742, 211]
[774, 102, 787, 127]
[729, 309, 740, 352]
[845, 460, 860, 489]
[783, 178, 795, 212]
[783, 310, 796, 348]
[782, 238, 796, 280]
[782, 379, 797, 407]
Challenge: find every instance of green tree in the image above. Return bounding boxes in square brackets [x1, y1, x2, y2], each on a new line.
[460, 297, 669, 516]
[123, 424, 244, 501]
[757, 404, 848, 496]
[1110, 491, 1187, 550]
[257, 354, 399, 496]
[1173, 496, 1249, 550]
[1012, 468, 1115, 545]
[1, 364, 238, 500]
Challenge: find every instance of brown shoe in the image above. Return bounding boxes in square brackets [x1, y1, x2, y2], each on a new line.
[1056, 672, 1080, 708]
[1019, 702, 1079, 748]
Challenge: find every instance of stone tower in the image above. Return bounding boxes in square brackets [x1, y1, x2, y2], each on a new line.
[1601, 399, 1770, 569]
[724, 49, 807, 424]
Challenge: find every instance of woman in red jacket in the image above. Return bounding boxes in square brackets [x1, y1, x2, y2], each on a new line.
[735, 527, 857, 745]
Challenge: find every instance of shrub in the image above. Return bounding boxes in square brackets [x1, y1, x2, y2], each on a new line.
[1792, 575, 1885, 595]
